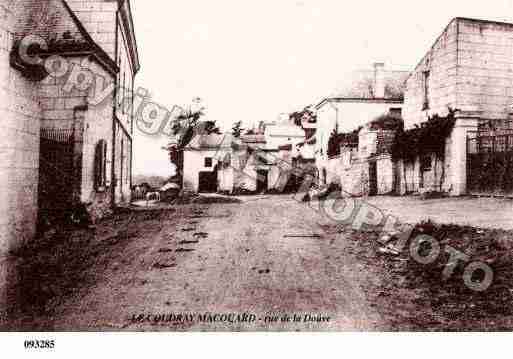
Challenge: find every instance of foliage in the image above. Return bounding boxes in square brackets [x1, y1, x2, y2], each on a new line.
[392, 108, 457, 162]
[164, 99, 220, 183]
[290, 106, 317, 127]
[369, 113, 404, 131]
[232, 121, 244, 138]
[327, 127, 360, 158]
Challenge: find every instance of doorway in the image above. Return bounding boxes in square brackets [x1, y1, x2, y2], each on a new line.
[257, 170, 268, 193]
[368, 161, 378, 196]
[198, 171, 218, 193]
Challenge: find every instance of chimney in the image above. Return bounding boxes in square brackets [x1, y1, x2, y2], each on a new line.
[374, 62, 385, 99]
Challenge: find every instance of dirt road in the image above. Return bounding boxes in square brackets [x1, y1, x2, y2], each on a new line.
[8, 195, 387, 331]
[4, 194, 513, 331]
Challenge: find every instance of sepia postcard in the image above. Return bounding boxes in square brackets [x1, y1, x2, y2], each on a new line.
[1, 0, 513, 356]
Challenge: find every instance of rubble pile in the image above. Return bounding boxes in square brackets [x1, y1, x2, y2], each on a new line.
[337, 220, 513, 330]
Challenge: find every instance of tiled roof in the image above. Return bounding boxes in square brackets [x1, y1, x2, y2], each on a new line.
[241, 134, 266, 144]
[329, 69, 410, 101]
[186, 134, 233, 150]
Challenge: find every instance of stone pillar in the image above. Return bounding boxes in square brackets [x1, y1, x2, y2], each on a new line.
[72, 107, 87, 205]
[449, 114, 479, 196]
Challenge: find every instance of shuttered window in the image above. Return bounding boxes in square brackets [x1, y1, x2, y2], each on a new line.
[94, 140, 108, 191]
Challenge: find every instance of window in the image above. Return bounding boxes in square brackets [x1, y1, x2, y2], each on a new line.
[389, 108, 402, 117]
[204, 157, 213, 168]
[422, 71, 430, 110]
[94, 140, 108, 191]
[120, 138, 124, 187]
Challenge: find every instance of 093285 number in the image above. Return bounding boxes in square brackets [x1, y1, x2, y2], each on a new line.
[24, 339, 55, 350]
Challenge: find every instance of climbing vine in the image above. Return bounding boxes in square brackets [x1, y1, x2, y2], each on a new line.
[391, 108, 457, 162]
[327, 127, 360, 158]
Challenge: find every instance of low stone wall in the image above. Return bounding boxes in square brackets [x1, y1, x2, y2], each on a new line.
[326, 156, 343, 185]
[340, 159, 370, 196]
[376, 155, 395, 195]
[331, 154, 395, 197]
[395, 152, 451, 195]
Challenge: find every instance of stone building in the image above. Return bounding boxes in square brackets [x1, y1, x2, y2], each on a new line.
[189, 123, 308, 195]
[402, 17, 513, 196]
[327, 115, 399, 197]
[67, 0, 139, 205]
[315, 63, 409, 186]
[0, 0, 139, 256]
[183, 134, 232, 193]
[188, 133, 278, 194]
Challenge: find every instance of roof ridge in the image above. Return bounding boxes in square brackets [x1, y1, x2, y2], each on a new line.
[455, 16, 513, 27]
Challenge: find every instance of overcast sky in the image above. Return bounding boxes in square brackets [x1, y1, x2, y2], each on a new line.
[131, 0, 513, 177]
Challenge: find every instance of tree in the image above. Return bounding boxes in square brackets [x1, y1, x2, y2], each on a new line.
[164, 98, 220, 185]
[232, 121, 244, 138]
[290, 106, 317, 128]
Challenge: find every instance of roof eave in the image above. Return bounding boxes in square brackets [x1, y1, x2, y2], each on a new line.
[61, 0, 118, 74]
[316, 97, 404, 108]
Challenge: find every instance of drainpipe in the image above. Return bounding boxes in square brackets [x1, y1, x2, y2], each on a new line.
[130, 71, 134, 195]
[72, 105, 88, 207]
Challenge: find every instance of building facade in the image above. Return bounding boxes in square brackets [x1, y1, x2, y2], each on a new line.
[315, 63, 409, 186]
[183, 134, 232, 193]
[403, 17, 513, 196]
[185, 123, 309, 195]
[66, 0, 140, 211]
[0, 0, 139, 258]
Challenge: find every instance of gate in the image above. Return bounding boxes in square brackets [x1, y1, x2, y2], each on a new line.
[38, 129, 75, 222]
[467, 129, 513, 196]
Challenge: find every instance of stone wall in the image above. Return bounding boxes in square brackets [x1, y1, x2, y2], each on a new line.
[405, 18, 513, 125]
[327, 153, 393, 197]
[403, 19, 458, 129]
[183, 149, 220, 192]
[395, 139, 452, 195]
[66, 0, 117, 60]
[268, 150, 294, 191]
[315, 100, 403, 189]
[0, 0, 41, 255]
[217, 165, 234, 193]
[326, 156, 343, 186]
[339, 159, 369, 197]
[38, 55, 119, 219]
[67, 0, 135, 205]
[375, 155, 395, 195]
[456, 18, 513, 122]
[112, 121, 130, 204]
[0, 0, 42, 315]
[80, 61, 116, 218]
[402, 17, 513, 195]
